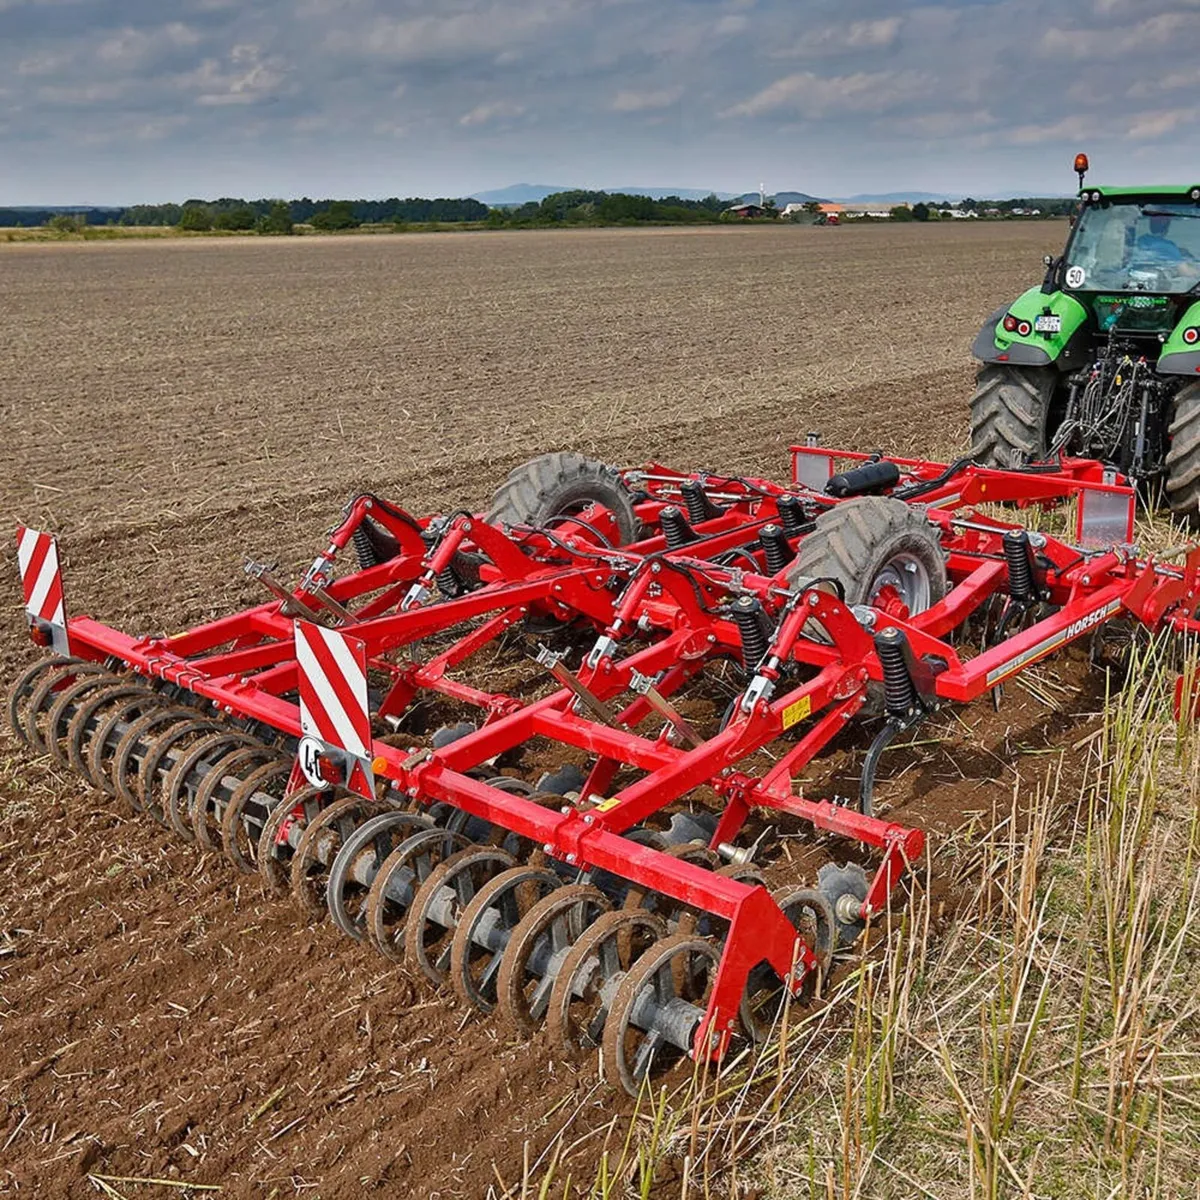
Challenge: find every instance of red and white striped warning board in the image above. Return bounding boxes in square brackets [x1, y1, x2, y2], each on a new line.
[16, 526, 68, 653]
[294, 619, 374, 798]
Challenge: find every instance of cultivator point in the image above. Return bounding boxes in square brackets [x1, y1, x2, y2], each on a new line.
[10, 445, 1200, 1093]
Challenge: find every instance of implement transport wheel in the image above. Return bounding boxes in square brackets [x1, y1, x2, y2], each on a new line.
[1166, 382, 1200, 529]
[602, 933, 719, 1096]
[487, 451, 638, 546]
[793, 495, 946, 616]
[969, 363, 1057, 467]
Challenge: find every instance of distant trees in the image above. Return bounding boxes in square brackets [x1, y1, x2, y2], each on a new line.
[311, 201, 360, 231]
[46, 213, 84, 233]
[889, 205, 915, 222]
[214, 205, 257, 231]
[911, 202, 931, 222]
[256, 202, 295, 236]
[178, 204, 214, 232]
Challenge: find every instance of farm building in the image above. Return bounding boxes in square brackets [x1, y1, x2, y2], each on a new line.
[724, 202, 767, 219]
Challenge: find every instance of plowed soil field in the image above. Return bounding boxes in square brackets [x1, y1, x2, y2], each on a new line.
[0, 222, 1080, 1198]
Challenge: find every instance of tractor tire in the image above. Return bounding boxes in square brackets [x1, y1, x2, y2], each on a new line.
[791, 496, 946, 614]
[487, 452, 637, 545]
[969, 364, 1057, 467]
[1166, 382, 1200, 529]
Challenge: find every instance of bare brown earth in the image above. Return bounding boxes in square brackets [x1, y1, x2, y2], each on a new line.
[0, 222, 1082, 1198]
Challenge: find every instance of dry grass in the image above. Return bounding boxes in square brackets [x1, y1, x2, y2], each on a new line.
[511, 637, 1200, 1199]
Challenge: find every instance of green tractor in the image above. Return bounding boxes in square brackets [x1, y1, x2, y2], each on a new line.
[969, 154, 1200, 525]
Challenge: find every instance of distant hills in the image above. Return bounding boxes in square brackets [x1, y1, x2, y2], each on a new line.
[473, 183, 741, 206]
[472, 185, 976, 210]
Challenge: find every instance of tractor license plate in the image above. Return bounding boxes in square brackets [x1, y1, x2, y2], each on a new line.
[1034, 315, 1062, 333]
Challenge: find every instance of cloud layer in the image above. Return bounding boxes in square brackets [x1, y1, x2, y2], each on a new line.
[4, 0, 1200, 202]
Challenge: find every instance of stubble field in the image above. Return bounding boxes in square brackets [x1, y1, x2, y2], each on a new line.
[5, 221, 1157, 1200]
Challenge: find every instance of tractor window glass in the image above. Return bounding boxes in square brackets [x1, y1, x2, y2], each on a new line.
[1066, 202, 1200, 293]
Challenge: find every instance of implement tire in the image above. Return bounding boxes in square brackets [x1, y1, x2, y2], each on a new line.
[969, 364, 1057, 467]
[792, 496, 946, 614]
[487, 452, 637, 546]
[1166, 381, 1200, 530]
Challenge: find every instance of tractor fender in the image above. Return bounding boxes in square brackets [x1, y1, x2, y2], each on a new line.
[1158, 300, 1200, 376]
[972, 287, 1089, 369]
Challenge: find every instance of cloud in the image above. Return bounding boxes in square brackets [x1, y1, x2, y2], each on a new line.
[187, 45, 289, 107]
[459, 99, 526, 126]
[722, 68, 929, 119]
[773, 16, 901, 58]
[1039, 11, 1200, 59]
[611, 86, 682, 112]
[5, 0, 1200, 205]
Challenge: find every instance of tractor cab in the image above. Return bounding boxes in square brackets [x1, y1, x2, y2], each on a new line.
[968, 156, 1200, 523]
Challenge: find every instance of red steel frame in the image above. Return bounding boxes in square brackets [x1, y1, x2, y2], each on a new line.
[30, 445, 1200, 1060]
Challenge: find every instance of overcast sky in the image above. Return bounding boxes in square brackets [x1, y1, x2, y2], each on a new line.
[3, 0, 1197, 204]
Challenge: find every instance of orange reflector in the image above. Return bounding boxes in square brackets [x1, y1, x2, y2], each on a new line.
[372, 755, 389, 775]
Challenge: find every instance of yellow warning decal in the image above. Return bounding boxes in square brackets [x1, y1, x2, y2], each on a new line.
[781, 695, 812, 730]
[593, 796, 622, 812]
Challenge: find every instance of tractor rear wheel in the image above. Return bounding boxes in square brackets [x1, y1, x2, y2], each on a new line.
[792, 496, 946, 615]
[487, 452, 637, 545]
[969, 364, 1057, 467]
[1166, 382, 1200, 529]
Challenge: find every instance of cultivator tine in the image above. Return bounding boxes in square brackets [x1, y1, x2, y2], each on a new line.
[536, 644, 621, 726]
[244, 560, 322, 621]
[628, 670, 703, 747]
[16, 444, 1200, 1095]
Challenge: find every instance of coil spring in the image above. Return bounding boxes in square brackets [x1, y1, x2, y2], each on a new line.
[1003, 530, 1035, 602]
[776, 495, 808, 537]
[437, 565, 462, 596]
[660, 506, 697, 549]
[759, 524, 792, 575]
[352, 524, 379, 571]
[876, 627, 919, 716]
[731, 595, 773, 669]
[680, 480, 721, 525]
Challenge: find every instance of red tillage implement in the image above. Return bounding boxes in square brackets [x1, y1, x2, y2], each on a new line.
[9, 445, 1200, 1093]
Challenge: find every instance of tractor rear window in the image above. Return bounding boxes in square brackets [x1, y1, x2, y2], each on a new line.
[1064, 201, 1200, 294]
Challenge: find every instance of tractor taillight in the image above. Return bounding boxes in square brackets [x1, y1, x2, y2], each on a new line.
[1017, 321, 1032, 337]
[1184, 327, 1199, 346]
[1003, 315, 1019, 333]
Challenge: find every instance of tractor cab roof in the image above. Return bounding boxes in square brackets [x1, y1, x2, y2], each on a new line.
[1080, 184, 1200, 201]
